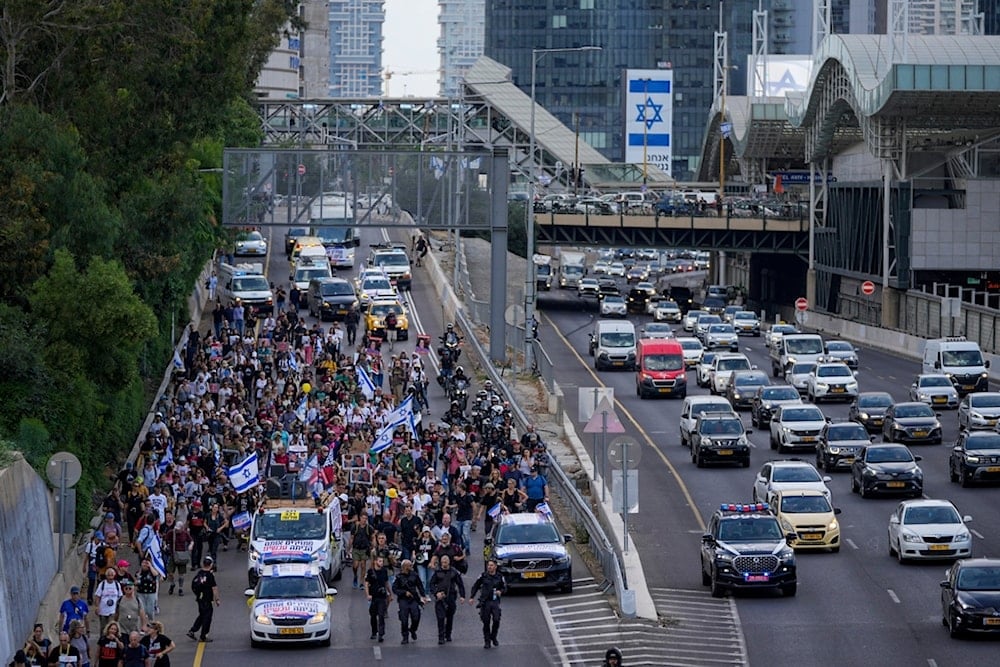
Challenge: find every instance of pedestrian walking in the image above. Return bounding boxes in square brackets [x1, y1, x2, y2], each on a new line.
[428, 554, 465, 645]
[521, 465, 548, 512]
[95, 622, 123, 667]
[119, 632, 149, 667]
[187, 500, 206, 566]
[364, 556, 393, 642]
[84, 532, 103, 605]
[351, 512, 375, 589]
[94, 568, 123, 634]
[203, 503, 228, 565]
[115, 578, 147, 637]
[46, 631, 82, 666]
[163, 520, 192, 596]
[140, 622, 175, 667]
[469, 559, 507, 649]
[345, 308, 359, 346]
[67, 620, 90, 667]
[135, 558, 159, 622]
[59, 586, 90, 634]
[392, 559, 427, 644]
[186, 557, 220, 643]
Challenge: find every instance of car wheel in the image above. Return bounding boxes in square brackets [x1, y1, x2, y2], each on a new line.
[742, 458, 750, 468]
[250, 639, 262, 649]
[680, 433, 688, 448]
[949, 463, 959, 483]
[751, 413, 758, 428]
[851, 474, 859, 493]
[781, 583, 797, 597]
[948, 611, 964, 638]
[769, 433, 778, 450]
[710, 575, 726, 598]
[559, 579, 573, 594]
[896, 540, 907, 564]
[701, 565, 711, 586]
[888, 537, 896, 557]
[695, 451, 704, 468]
[960, 471, 973, 488]
[859, 482, 870, 499]
[320, 636, 331, 648]
[831, 545, 840, 553]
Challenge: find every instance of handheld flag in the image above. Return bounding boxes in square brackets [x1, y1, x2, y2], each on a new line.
[232, 512, 252, 532]
[148, 533, 167, 579]
[298, 453, 319, 485]
[228, 452, 261, 494]
[288, 353, 299, 372]
[157, 446, 174, 476]
[535, 502, 553, 520]
[488, 502, 503, 519]
[357, 365, 376, 400]
[172, 350, 185, 371]
[295, 396, 308, 423]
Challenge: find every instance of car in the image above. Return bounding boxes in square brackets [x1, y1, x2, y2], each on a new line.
[682, 309, 706, 332]
[356, 273, 396, 307]
[678, 337, 704, 369]
[849, 391, 894, 432]
[284, 227, 309, 257]
[721, 305, 742, 323]
[940, 558, 1000, 638]
[634, 281, 657, 297]
[599, 294, 627, 318]
[769, 404, 828, 454]
[290, 257, 333, 292]
[577, 277, 600, 298]
[245, 563, 336, 647]
[887, 499, 972, 563]
[652, 299, 683, 322]
[816, 421, 872, 472]
[772, 489, 842, 552]
[690, 412, 752, 467]
[235, 230, 268, 256]
[608, 262, 626, 277]
[949, 430, 1000, 486]
[625, 288, 651, 314]
[699, 502, 797, 598]
[753, 460, 832, 505]
[883, 402, 943, 445]
[597, 278, 620, 298]
[368, 248, 412, 290]
[910, 373, 960, 409]
[679, 396, 736, 449]
[751, 385, 802, 428]
[806, 361, 859, 403]
[637, 247, 658, 260]
[364, 298, 409, 340]
[574, 196, 616, 215]
[626, 266, 648, 284]
[702, 297, 727, 316]
[640, 322, 675, 339]
[765, 323, 798, 349]
[709, 353, 754, 395]
[958, 392, 1000, 431]
[307, 277, 358, 322]
[824, 340, 859, 369]
[593, 260, 611, 275]
[484, 512, 573, 593]
[726, 370, 770, 410]
[732, 311, 761, 336]
[696, 350, 719, 387]
[784, 362, 817, 395]
[695, 314, 723, 342]
[850, 443, 923, 498]
[705, 324, 739, 351]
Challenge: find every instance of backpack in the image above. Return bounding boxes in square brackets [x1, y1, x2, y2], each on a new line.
[95, 544, 113, 569]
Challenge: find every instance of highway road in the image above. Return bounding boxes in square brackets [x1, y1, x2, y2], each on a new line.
[538, 271, 1000, 666]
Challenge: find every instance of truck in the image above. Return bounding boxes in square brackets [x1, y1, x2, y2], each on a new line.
[533, 254, 553, 291]
[558, 250, 587, 289]
[770, 333, 825, 378]
[310, 195, 359, 269]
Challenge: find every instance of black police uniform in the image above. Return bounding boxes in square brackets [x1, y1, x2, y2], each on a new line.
[470, 567, 507, 648]
[428, 566, 465, 643]
[391, 569, 426, 644]
[364, 565, 391, 641]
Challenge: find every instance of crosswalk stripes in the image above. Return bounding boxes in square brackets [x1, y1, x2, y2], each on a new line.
[539, 579, 749, 666]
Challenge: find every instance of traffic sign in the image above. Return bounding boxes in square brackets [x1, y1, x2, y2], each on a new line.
[795, 297, 808, 312]
[861, 280, 876, 296]
[607, 436, 642, 469]
[583, 397, 626, 434]
[297, 163, 306, 176]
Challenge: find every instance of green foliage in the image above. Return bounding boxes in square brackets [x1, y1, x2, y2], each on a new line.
[462, 202, 530, 258]
[16, 419, 51, 469]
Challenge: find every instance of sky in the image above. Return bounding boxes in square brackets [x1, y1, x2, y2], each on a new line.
[383, 0, 440, 98]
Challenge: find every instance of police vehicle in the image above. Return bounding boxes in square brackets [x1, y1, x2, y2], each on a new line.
[244, 562, 337, 647]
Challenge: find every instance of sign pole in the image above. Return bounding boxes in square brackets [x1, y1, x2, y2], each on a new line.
[622, 442, 629, 554]
[57, 460, 67, 574]
[601, 409, 608, 502]
[592, 389, 600, 500]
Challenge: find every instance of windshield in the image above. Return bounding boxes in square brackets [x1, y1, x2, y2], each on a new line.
[941, 349, 984, 367]
[826, 342, 854, 352]
[782, 408, 824, 422]
[320, 282, 355, 297]
[240, 231, 264, 243]
[717, 358, 751, 372]
[253, 514, 326, 540]
[371, 303, 403, 317]
[818, 365, 852, 378]
[734, 373, 768, 387]
[709, 325, 735, 334]
[604, 296, 625, 304]
[858, 394, 893, 408]
[827, 425, 868, 441]
[376, 254, 409, 267]
[866, 447, 913, 463]
[780, 495, 832, 513]
[786, 337, 824, 354]
[791, 363, 816, 374]
[734, 312, 756, 321]
[495, 522, 561, 545]
[682, 341, 704, 352]
[762, 387, 799, 401]
[659, 301, 679, 310]
[698, 316, 721, 326]
[600, 332, 635, 347]
[957, 566, 1000, 591]
[718, 518, 783, 542]
[257, 576, 326, 599]
[643, 354, 683, 371]
[773, 325, 796, 335]
[971, 394, 1000, 408]
[644, 324, 673, 334]
[362, 277, 392, 291]
[966, 434, 1000, 449]
[295, 268, 330, 283]
[232, 276, 269, 291]
[894, 404, 935, 418]
[919, 376, 952, 388]
[903, 506, 961, 525]
[772, 467, 822, 483]
[700, 419, 744, 435]
[312, 227, 354, 244]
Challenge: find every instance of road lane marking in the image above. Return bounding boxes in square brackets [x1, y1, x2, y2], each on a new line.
[972, 529, 985, 539]
[193, 641, 205, 667]
[373, 647, 382, 660]
[543, 312, 707, 532]
[538, 591, 573, 666]
[887, 589, 900, 604]
[928, 659, 939, 667]
[845, 538, 859, 550]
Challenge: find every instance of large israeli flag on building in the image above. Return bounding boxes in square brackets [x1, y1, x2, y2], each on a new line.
[624, 69, 673, 177]
[228, 452, 261, 494]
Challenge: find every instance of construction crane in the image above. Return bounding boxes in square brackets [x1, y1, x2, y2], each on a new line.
[383, 69, 436, 96]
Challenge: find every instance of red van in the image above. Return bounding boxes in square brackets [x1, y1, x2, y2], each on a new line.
[636, 339, 687, 399]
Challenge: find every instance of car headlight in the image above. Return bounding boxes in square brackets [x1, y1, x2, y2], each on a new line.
[901, 531, 921, 543]
[859, 412, 869, 420]
[982, 372, 990, 378]
[782, 426, 793, 433]
[863, 468, 876, 476]
[715, 552, 736, 565]
[828, 446, 841, 454]
[955, 531, 971, 542]
[255, 614, 273, 625]
[780, 518, 794, 533]
[308, 612, 327, 625]
[554, 555, 571, 565]
[828, 518, 839, 531]
[913, 466, 923, 479]
[701, 438, 713, 446]
[966, 456, 981, 463]
[249, 545, 260, 561]
[778, 548, 795, 562]
[847, 382, 858, 390]
[917, 393, 930, 400]
[816, 382, 829, 389]
[732, 392, 741, 399]
[787, 357, 797, 365]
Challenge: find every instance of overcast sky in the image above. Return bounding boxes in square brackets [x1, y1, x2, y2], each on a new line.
[383, 0, 440, 97]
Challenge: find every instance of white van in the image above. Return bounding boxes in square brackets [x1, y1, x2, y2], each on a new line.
[922, 336, 990, 394]
[588, 320, 637, 371]
[770, 333, 824, 377]
[247, 498, 345, 587]
[218, 263, 274, 313]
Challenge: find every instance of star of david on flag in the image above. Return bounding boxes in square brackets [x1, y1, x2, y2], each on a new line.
[635, 97, 664, 129]
[227, 452, 260, 494]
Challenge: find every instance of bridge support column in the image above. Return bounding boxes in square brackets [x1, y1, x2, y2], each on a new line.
[806, 268, 816, 309]
[489, 149, 509, 363]
[881, 287, 899, 329]
[717, 251, 727, 285]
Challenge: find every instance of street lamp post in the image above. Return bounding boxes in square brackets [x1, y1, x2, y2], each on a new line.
[525, 45, 601, 372]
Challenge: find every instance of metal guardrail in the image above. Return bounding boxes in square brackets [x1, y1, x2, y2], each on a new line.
[531, 340, 557, 394]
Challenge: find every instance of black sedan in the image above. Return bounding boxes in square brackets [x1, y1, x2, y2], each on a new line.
[848, 391, 894, 432]
[949, 430, 1000, 487]
[850, 444, 923, 498]
[941, 559, 1000, 638]
[750, 385, 801, 428]
[725, 371, 770, 410]
[817, 421, 872, 473]
[882, 402, 943, 445]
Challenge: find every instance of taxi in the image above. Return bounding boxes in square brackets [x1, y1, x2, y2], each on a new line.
[772, 489, 842, 552]
[365, 298, 409, 340]
[245, 562, 337, 648]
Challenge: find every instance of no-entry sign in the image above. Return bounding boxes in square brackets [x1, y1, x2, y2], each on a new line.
[861, 280, 875, 296]
[795, 297, 808, 312]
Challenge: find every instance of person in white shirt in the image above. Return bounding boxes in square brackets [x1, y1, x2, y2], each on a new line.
[94, 568, 124, 634]
[147, 487, 168, 523]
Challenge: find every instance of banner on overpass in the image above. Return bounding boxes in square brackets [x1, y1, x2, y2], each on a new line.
[624, 69, 673, 178]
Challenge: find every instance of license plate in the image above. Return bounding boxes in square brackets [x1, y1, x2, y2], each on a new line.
[718, 450, 733, 456]
[612, 361, 624, 366]
[933, 396, 946, 403]
[278, 628, 304, 635]
[886, 481, 906, 488]
[872, 419, 884, 425]
[801, 436, 816, 443]
[841, 457, 855, 464]
[658, 387, 672, 393]
[929, 544, 950, 551]
[802, 533, 823, 540]
[985, 618, 1000, 626]
[522, 571, 545, 579]
[832, 387, 845, 393]
[989, 420, 997, 425]
[913, 430, 927, 437]
[988, 467, 1000, 473]
[745, 574, 769, 583]
[963, 385, 975, 391]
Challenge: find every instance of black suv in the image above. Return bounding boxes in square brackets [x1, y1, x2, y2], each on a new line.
[690, 412, 752, 468]
[816, 421, 872, 472]
[949, 430, 1000, 487]
[626, 288, 650, 314]
[700, 503, 797, 598]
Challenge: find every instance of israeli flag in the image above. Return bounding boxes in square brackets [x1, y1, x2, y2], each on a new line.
[228, 452, 261, 494]
[357, 365, 376, 400]
[397, 395, 417, 435]
[295, 396, 308, 423]
[157, 446, 174, 476]
[535, 502, 553, 520]
[370, 414, 408, 454]
[488, 502, 503, 519]
[148, 532, 167, 579]
[231, 511, 252, 532]
[323, 448, 337, 468]
[288, 353, 299, 372]
[298, 453, 318, 484]
[172, 350, 185, 371]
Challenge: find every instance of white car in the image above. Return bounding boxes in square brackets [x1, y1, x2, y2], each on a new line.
[753, 460, 832, 505]
[608, 262, 626, 277]
[652, 299, 682, 322]
[887, 499, 972, 563]
[236, 230, 268, 256]
[678, 337, 704, 369]
[958, 392, 1000, 430]
[578, 277, 600, 298]
[695, 314, 723, 342]
[705, 324, 739, 351]
[785, 362, 817, 395]
[909, 373, 960, 409]
[245, 563, 337, 647]
[709, 353, 754, 395]
[765, 323, 798, 349]
[640, 322, 675, 339]
[357, 275, 396, 306]
[683, 309, 706, 332]
[732, 311, 761, 336]
[593, 260, 611, 275]
[824, 340, 859, 369]
[679, 395, 736, 449]
[769, 403, 828, 453]
[696, 350, 719, 387]
[599, 294, 627, 318]
[806, 362, 859, 403]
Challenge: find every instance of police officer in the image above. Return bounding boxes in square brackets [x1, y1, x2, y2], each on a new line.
[428, 554, 465, 644]
[469, 558, 507, 649]
[392, 559, 428, 644]
[364, 556, 392, 642]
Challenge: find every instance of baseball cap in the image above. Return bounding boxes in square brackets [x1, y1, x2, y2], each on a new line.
[70, 586, 80, 594]
[203, 556, 214, 565]
[94, 531, 105, 540]
[105, 512, 115, 519]
[192, 500, 203, 507]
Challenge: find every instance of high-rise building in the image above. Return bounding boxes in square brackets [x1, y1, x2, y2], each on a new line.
[904, 0, 978, 34]
[984, 0, 1000, 35]
[256, 30, 302, 100]
[328, 0, 385, 97]
[485, 1, 753, 181]
[438, 0, 485, 98]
